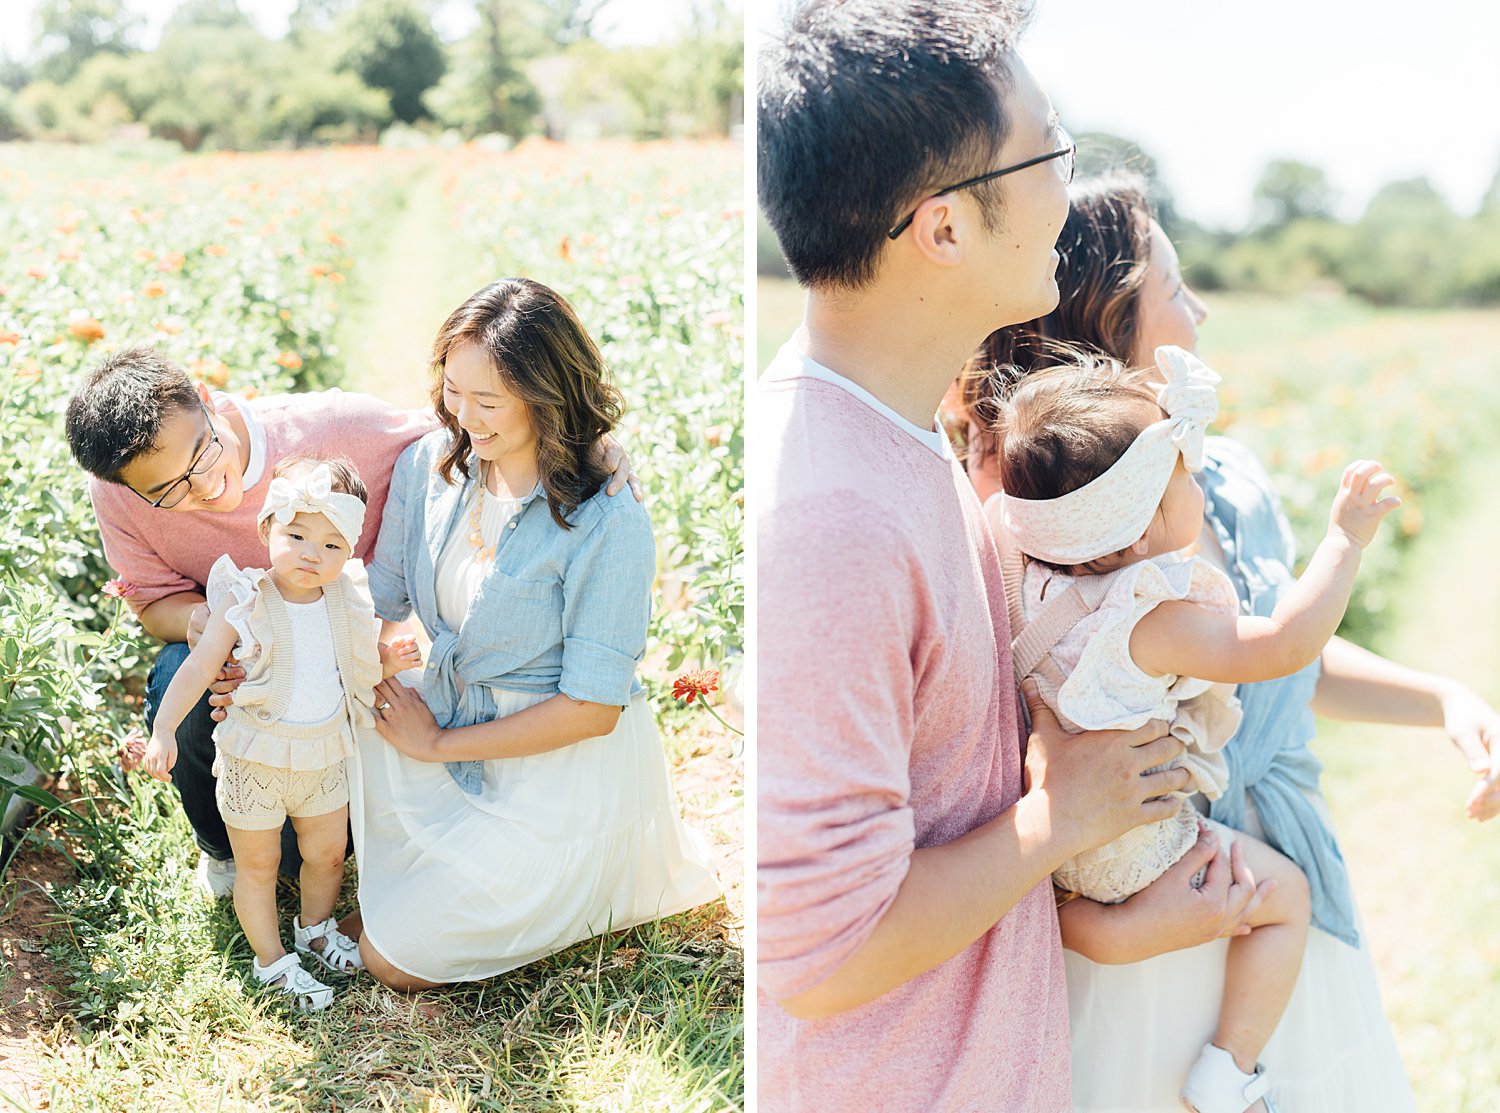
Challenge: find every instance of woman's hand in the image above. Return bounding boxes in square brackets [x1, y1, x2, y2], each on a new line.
[1442, 683, 1500, 820]
[371, 677, 443, 761]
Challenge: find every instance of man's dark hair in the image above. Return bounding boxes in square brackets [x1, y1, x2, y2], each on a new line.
[759, 0, 1034, 290]
[65, 347, 202, 483]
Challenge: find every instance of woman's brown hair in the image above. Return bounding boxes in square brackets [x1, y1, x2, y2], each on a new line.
[962, 173, 1155, 473]
[429, 278, 623, 529]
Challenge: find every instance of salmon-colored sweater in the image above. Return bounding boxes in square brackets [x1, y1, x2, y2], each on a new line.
[755, 346, 1069, 1112]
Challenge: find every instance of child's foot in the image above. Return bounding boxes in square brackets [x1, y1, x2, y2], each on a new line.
[252, 952, 334, 1012]
[293, 914, 365, 976]
[1180, 1043, 1277, 1113]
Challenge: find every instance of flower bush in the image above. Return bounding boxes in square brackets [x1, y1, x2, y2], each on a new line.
[436, 139, 745, 692]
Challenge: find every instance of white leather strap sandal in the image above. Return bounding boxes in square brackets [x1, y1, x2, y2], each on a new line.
[294, 915, 366, 975]
[1180, 1043, 1279, 1113]
[252, 952, 335, 1012]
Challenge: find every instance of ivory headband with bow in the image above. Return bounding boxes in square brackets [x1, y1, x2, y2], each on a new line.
[257, 462, 367, 550]
[1000, 345, 1221, 565]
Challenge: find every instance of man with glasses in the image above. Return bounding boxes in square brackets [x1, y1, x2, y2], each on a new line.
[756, 2, 1189, 1108]
[65, 346, 638, 896]
[65, 346, 437, 895]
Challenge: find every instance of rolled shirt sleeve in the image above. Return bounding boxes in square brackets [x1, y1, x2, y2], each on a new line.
[557, 500, 655, 707]
[756, 494, 920, 1002]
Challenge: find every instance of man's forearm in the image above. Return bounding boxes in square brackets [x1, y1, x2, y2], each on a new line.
[777, 793, 1067, 1020]
[138, 591, 207, 644]
[1311, 635, 1448, 726]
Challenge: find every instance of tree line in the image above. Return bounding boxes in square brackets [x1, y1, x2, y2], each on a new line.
[0, 0, 743, 149]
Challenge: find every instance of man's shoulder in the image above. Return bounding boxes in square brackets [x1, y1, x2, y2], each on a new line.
[251, 387, 420, 423]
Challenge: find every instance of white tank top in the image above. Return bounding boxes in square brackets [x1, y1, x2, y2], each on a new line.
[281, 596, 345, 723]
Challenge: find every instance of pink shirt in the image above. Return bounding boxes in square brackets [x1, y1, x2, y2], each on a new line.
[756, 347, 1069, 1112]
[91, 388, 437, 616]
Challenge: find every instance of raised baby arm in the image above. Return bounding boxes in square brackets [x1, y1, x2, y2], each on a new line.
[1131, 460, 1398, 684]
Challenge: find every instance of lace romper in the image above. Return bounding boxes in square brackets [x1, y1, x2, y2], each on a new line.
[1014, 555, 1245, 903]
[207, 555, 382, 831]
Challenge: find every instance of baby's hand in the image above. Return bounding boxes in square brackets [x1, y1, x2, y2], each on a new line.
[380, 635, 422, 677]
[1328, 460, 1400, 548]
[141, 732, 177, 783]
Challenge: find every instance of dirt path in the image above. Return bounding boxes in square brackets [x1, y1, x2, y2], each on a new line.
[1316, 449, 1500, 1110]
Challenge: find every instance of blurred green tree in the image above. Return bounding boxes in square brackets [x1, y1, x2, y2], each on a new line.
[33, 0, 142, 84]
[333, 0, 446, 124]
[1251, 159, 1336, 231]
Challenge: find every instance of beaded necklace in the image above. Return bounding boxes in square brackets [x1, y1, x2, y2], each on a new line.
[468, 465, 530, 564]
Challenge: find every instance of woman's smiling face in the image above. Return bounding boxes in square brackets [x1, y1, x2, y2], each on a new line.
[439, 342, 536, 467]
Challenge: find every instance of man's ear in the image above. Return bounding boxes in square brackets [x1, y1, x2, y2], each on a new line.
[195, 379, 213, 405]
[905, 197, 965, 267]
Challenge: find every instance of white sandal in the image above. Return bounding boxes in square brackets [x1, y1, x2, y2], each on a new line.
[293, 914, 365, 975]
[252, 952, 334, 1012]
[1181, 1043, 1279, 1113]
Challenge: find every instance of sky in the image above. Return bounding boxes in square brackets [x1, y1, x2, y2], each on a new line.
[755, 0, 1500, 228]
[0, 0, 722, 56]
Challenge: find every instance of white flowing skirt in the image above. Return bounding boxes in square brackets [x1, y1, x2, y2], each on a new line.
[1066, 794, 1414, 1112]
[350, 681, 722, 983]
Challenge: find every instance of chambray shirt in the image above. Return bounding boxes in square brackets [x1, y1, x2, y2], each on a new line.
[1198, 435, 1358, 947]
[367, 429, 654, 795]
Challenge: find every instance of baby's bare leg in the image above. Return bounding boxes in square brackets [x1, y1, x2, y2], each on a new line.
[225, 824, 288, 965]
[291, 806, 349, 930]
[1216, 833, 1311, 1078]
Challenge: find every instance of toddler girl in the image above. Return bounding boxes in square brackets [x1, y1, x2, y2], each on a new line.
[994, 345, 1397, 1113]
[143, 457, 420, 1010]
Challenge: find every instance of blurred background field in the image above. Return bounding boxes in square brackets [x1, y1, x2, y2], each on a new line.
[0, 52, 744, 1113]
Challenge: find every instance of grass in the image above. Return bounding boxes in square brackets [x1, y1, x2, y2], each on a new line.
[1315, 443, 1500, 1113]
[8, 718, 741, 1113]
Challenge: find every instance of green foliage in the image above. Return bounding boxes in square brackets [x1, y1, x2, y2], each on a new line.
[333, 0, 446, 125]
[560, 6, 742, 141]
[32, 0, 142, 85]
[1251, 158, 1335, 230]
[425, 2, 544, 138]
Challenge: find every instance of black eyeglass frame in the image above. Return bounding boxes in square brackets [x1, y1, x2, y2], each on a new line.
[886, 132, 1077, 240]
[128, 398, 225, 509]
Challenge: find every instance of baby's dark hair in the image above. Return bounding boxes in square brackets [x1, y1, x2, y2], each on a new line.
[272, 455, 368, 504]
[995, 350, 1163, 571]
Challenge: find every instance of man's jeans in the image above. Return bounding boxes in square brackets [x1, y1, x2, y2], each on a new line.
[143, 642, 303, 876]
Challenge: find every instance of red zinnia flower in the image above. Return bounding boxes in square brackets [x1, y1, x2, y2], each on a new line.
[672, 669, 720, 704]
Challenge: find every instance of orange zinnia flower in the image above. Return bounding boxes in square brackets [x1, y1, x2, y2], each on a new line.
[143, 281, 165, 298]
[204, 244, 229, 257]
[672, 669, 720, 704]
[276, 351, 303, 370]
[0, 330, 19, 345]
[69, 317, 106, 343]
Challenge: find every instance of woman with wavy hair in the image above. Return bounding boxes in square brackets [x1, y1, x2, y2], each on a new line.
[965, 175, 1500, 1111]
[350, 277, 720, 989]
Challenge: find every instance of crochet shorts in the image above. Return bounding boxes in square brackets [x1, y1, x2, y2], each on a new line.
[213, 752, 349, 831]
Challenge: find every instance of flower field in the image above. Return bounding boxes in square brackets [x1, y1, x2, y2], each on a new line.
[0, 141, 743, 1111]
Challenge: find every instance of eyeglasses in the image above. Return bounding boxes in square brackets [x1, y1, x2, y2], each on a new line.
[130, 399, 225, 509]
[887, 124, 1077, 240]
